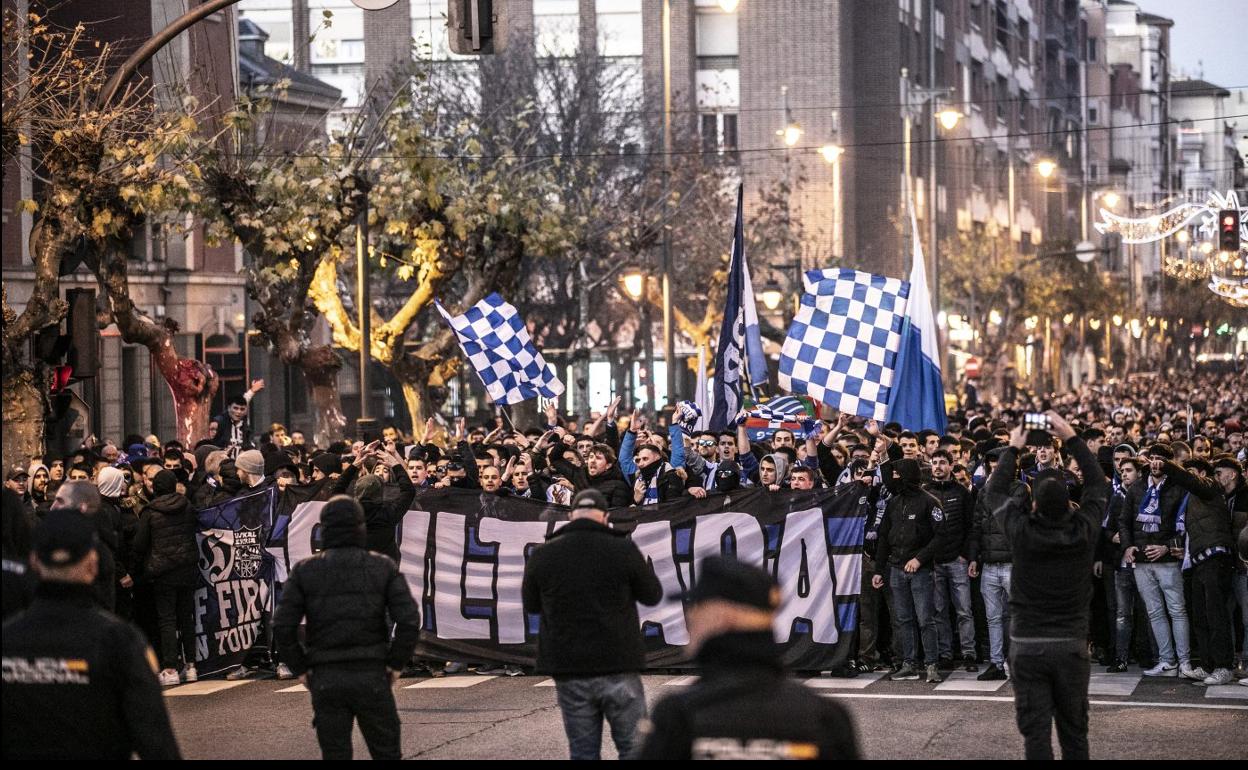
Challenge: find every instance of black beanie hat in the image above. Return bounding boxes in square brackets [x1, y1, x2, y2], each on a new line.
[320, 495, 365, 548]
[1033, 477, 1071, 519]
[152, 469, 178, 496]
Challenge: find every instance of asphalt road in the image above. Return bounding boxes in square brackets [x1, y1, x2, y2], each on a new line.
[165, 668, 1248, 760]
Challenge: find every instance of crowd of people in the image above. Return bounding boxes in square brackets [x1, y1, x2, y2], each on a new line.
[3, 370, 1246, 758]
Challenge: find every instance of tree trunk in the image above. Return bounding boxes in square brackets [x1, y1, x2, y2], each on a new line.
[299, 344, 347, 449]
[2, 367, 46, 474]
[90, 247, 218, 445]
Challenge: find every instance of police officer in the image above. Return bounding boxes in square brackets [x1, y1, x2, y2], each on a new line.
[638, 556, 860, 760]
[2, 507, 180, 759]
[273, 494, 421, 760]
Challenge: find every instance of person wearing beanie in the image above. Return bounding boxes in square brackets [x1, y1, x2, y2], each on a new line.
[872, 457, 951, 683]
[1121, 443, 1198, 680]
[324, 443, 416, 564]
[94, 468, 134, 613]
[2, 508, 181, 759]
[273, 495, 420, 760]
[638, 556, 860, 760]
[132, 469, 199, 687]
[988, 412, 1108, 760]
[234, 449, 267, 489]
[522, 488, 662, 759]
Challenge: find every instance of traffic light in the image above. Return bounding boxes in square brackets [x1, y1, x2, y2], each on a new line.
[1219, 209, 1241, 252]
[448, 0, 502, 54]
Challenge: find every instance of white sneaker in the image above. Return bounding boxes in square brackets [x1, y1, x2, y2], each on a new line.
[1239, 677, 1248, 687]
[276, 663, 294, 680]
[225, 664, 253, 681]
[1143, 662, 1178, 677]
[182, 665, 198, 683]
[1201, 668, 1234, 686]
[1179, 663, 1205, 681]
[158, 668, 181, 687]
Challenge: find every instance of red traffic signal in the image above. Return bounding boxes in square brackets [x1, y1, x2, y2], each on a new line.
[1219, 209, 1241, 252]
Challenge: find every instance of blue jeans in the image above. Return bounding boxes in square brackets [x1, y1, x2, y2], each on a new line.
[889, 565, 938, 666]
[980, 563, 1012, 666]
[1133, 562, 1191, 666]
[933, 559, 976, 659]
[554, 673, 647, 760]
[1233, 570, 1248, 658]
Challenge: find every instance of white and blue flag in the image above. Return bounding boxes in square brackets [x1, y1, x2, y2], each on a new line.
[709, 184, 767, 430]
[885, 206, 948, 432]
[778, 269, 910, 421]
[435, 293, 565, 405]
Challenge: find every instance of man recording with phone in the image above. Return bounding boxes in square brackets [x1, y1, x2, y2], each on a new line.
[988, 411, 1108, 760]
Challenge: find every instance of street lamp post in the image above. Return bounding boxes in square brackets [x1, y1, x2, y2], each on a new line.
[621, 268, 654, 414]
[660, 0, 675, 410]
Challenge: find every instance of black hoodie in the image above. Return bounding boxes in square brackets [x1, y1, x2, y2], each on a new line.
[991, 437, 1108, 640]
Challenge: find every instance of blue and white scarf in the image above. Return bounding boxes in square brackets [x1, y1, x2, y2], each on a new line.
[639, 461, 673, 505]
[1137, 478, 1165, 533]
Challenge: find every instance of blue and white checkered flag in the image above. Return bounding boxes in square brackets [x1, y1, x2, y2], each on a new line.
[436, 293, 565, 405]
[778, 269, 910, 420]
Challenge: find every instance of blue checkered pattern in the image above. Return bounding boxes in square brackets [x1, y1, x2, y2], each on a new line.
[778, 269, 910, 420]
[436, 293, 565, 405]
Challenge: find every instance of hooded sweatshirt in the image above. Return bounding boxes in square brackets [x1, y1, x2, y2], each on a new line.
[989, 437, 1108, 640]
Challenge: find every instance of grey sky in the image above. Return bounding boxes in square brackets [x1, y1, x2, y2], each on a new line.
[1135, 0, 1248, 90]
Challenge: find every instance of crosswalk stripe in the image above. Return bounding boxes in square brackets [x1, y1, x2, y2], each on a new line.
[816, 692, 1248, 710]
[1204, 684, 1248, 700]
[1088, 672, 1141, 697]
[804, 672, 888, 690]
[276, 684, 308, 693]
[163, 680, 253, 697]
[404, 675, 496, 689]
[534, 678, 556, 687]
[934, 671, 1008, 693]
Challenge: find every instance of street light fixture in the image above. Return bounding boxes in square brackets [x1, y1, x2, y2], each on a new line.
[1100, 191, 1120, 208]
[1035, 158, 1058, 179]
[760, 279, 784, 311]
[935, 108, 964, 131]
[621, 267, 647, 302]
[818, 144, 844, 164]
[780, 123, 803, 147]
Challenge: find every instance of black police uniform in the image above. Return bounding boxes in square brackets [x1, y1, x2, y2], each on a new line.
[2, 581, 181, 759]
[638, 631, 859, 759]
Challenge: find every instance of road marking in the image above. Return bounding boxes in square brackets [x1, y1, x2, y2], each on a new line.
[276, 684, 308, 693]
[1088, 672, 1141, 697]
[404, 675, 497, 689]
[663, 676, 700, 687]
[816, 692, 1248, 710]
[935, 670, 1008, 693]
[163, 680, 253, 697]
[804, 672, 887, 690]
[1204, 684, 1248, 700]
[534, 679, 557, 687]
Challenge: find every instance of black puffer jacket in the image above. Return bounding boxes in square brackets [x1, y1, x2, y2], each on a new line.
[132, 472, 198, 584]
[970, 476, 1023, 565]
[1161, 461, 1232, 557]
[522, 518, 662, 675]
[273, 510, 420, 675]
[334, 465, 416, 563]
[587, 465, 633, 508]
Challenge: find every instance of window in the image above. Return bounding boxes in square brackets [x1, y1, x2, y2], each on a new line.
[700, 112, 738, 155]
[973, 142, 986, 188]
[1088, 105, 1099, 125]
[1018, 19, 1030, 61]
[534, 0, 578, 57]
[996, 150, 1009, 192]
[994, 1, 1009, 49]
[695, 8, 738, 57]
[996, 75, 1009, 122]
[1018, 89, 1030, 130]
[971, 60, 985, 108]
[598, 0, 642, 57]
[1087, 35, 1097, 62]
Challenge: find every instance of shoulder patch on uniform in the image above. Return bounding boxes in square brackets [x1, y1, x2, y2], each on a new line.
[932, 507, 945, 522]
